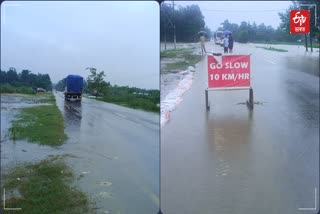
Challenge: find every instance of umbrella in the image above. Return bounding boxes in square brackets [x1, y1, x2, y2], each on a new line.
[223, 30, 232, 35]
[198, 31, 207, 36]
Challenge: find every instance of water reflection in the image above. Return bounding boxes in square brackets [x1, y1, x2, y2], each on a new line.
[63, 101, 82, 131]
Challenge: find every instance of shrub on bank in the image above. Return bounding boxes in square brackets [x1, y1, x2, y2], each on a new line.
[0, 84, 35, 94]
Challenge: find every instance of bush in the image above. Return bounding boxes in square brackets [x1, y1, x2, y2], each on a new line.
[0, 84, 35, 94]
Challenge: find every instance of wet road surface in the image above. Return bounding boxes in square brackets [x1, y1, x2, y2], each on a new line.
[161, 43, 319, 213]
[1, 93, 159, 214]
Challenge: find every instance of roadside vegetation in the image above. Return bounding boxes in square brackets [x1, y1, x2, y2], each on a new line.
[161, 48, 201, 73]
[256, 46, 288, 52]
[55, 68, 160, 112]
[2, 155, 95, 214]
[9, 94, 67, 146]
[98, 86, 160, 112]
[252, 41, 320, 48]
[1, 68, 53, 94]
[161, 2, 319, 51]
[0, 84, 36, 95]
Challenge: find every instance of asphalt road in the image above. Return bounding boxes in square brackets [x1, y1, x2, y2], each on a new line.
[1, 93, 159, 214]
[55, 93, 160, 214]
[161, 42, 319, 214]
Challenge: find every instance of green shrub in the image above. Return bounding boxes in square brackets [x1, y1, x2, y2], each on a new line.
[0, 84, 35, 94]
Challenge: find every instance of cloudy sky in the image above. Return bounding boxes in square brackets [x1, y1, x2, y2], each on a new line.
[174, 1, 293, 31]
[1, 1, 159, 89]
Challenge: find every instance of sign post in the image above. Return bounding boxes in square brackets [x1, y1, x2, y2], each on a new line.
[205, 54, 253, 110]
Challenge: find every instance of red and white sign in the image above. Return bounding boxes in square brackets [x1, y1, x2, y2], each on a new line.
[290, 10, 310, 34]
[207, 55, 250, 88]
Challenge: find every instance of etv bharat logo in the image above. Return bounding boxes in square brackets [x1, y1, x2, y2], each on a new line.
[290, 10, 310, 34]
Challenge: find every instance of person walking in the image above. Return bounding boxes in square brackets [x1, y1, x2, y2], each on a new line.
[223, 34, 229, 54]
[228, 33, 234, 53]
[200, 34, 206, 55]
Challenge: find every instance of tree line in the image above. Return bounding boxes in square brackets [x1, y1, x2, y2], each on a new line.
[278, 0, 319, 50]
[54, 68, 160, 112]
[1, 68, 52, 91]
[160, 4, 212, 42]
[217, 19, 303, 43]
[161, 1, 319, 46]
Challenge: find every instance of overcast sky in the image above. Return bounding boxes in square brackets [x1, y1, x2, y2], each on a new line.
[1, 1, 159, 89]
[174, 1, 292, 31]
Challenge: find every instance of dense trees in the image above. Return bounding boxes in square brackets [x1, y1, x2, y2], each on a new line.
[1, 68, 52, 91]
[161, 2, 319, 45]
[217, 19, 306, 44]
[161, 4, 211, 42]
[216, 1, 319, 45]
[278, 0, 320, 50]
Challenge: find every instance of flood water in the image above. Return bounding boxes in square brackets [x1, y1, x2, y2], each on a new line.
[161, 43, 319, 213]
[1, 93, 159, 214]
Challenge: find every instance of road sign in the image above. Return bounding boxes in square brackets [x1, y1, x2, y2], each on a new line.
[207, 55, 251, 89]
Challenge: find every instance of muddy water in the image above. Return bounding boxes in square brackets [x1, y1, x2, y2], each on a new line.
[1, 93, 159, 214]
[161, 43, 319, 213]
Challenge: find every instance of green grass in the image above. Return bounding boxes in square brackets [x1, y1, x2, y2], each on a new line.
[256, 46, 288, 52]
[161, 47, 201, 72]
[2, 156, 95, 214]
[99, 96, 160, 113]
[166, 54, 201, 71]
[9, 101, 67, 146]
[252, 41, 320, 48]
[0, 84, 36, 95]
[160, 48, 193, 58]
[35, 93, 56, 103]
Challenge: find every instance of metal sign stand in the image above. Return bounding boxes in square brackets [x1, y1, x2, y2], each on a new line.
[205, 87, 254, 111]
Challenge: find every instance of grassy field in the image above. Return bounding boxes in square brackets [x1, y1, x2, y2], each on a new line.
[9, 94, 67, 146]
[2, 155, 95, 214]
[0, 84, 36, 95]
[252, 41, 320, 48]
[99, 95, 160, 113]
[161, 48, 201, 72]
[256, 46, 288, 52]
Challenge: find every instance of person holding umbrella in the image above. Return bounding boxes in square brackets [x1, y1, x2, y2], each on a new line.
[223, 34, 229, 54]
[228, 33, 234, 53]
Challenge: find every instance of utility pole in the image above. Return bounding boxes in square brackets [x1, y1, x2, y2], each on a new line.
[173, 0, 176, 49]
[304, 34, 308, 52]
[162, 1, 176, 50]
[164, 25, 167, 50]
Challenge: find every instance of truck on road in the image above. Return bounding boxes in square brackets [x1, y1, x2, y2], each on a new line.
[64, 75, 84, 101]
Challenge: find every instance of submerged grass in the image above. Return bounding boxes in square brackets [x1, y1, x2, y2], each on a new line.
[160, 48, 192, 58]
[161, 47, 201, 72]
[2, 156, 95, 214]
[98, 96, 160, 113]
[35, 93, 56, 103]
[9, 96, 67, 146]
[252, 41, 320, 48]
[256, 46, 288, 52]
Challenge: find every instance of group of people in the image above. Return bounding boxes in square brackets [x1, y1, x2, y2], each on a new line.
[223, 33, 233, 53]
[199, 32, 234, 55]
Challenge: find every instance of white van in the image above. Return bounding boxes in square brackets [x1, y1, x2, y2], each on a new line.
[214, 31, 223, 45]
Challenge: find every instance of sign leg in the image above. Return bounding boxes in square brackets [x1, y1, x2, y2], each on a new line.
[205, 89, 209, 111]
[249, 87, 254, 109]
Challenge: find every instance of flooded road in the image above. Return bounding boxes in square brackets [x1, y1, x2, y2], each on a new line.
[161, 43, 319, 213]
[1, 93, 159, 214]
